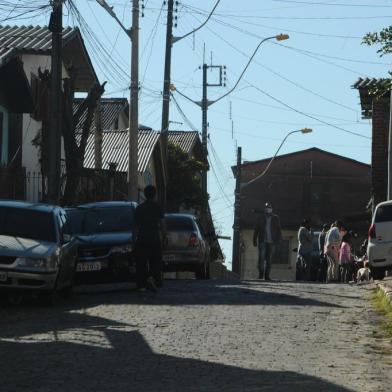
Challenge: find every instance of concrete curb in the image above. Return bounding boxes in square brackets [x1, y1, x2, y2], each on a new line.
[376, 278, 392, 305]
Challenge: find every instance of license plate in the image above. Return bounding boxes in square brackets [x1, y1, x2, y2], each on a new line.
[0, 271, 8, 282]
[76, 262, 102, 272]
[163, 254, 176, 262]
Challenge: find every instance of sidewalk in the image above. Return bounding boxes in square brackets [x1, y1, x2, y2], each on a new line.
[376, 276, 392, 304]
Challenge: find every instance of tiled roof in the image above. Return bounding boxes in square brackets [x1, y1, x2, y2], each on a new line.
[353, 78, 391, 119]
[168, 131, 200, 154]
[0, 25, 76, 63]
[353, 77, 390, 90]
[74, 98, 128, 133]
[84, 129, 160, 173]
[0, 25, 98, 90]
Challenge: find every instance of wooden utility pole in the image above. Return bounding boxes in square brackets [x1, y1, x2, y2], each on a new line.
[201, 63, 208, 194]
[94, 98, 103, 169]
[161, 0, 174, 182]
[48, 0, 63, 203]
[232, 146, 242, 275]
[128, 0, 139, 201]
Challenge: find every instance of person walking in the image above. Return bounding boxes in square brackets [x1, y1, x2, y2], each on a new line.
[135, 185, 165, 291]
[297, 219, 313, 281]
[324, 221, 347, 283]
[318, 224, 329, 282]
[253, 202, 282, 281]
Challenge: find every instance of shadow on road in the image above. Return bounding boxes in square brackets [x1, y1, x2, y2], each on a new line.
[0, 310, 353, 392]
[72, 279, 344, 308]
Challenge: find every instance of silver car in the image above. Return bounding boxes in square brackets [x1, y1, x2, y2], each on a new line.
[0, 201, 77, 303]
[163, 214, 210, 279]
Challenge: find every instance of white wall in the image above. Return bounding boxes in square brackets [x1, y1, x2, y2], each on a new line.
[20, 54, 70, 201]
[240, 229, 298, 281]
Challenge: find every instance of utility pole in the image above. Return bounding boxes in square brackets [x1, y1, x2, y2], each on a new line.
[94, 98, 103, 169]
[48, 0, 63, 204]
[201, 63, 208, 193]
[128, 0, 139, 201]
[232, 146, 241, 275]
[199, 63, 225, 195]
[161, 0, 174, 166]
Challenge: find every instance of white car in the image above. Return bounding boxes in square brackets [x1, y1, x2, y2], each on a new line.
[367, 200, 392, 280]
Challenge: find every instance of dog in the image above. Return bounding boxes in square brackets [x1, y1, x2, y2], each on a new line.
[356, 261, 371, 283]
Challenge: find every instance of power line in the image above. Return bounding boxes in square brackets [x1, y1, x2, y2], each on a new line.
[182, 4, 392, 20]
[271, 0, 392, 7]
[244, 80, 371, 139]
[190, 13, 360, 114]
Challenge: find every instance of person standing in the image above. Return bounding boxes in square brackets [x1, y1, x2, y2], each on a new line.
[297, 219, 313, 281]
[253, 202, 282, 281]
[135, 185, 165, 291]
[324, 221, 347, 283]
[340, 232, 354, 283]
[318, 224, 329, 282]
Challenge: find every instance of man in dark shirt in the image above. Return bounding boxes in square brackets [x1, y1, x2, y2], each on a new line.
[135, 185, 164, 291]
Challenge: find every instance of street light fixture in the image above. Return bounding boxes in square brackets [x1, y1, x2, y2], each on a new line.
[243, 128, 313, 188]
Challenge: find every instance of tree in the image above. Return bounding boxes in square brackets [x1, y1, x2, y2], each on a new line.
[363, 27, 392, 96]
[166, 143, 208, 212]
[61, 66, 106, 205]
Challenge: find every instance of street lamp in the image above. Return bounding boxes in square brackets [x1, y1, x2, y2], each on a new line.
[243, 128, 313, 188]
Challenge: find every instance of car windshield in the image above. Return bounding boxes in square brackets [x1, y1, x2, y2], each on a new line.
[375, 205, 392, 223]
[0, 207, 56, 242]
[165, 217, 195, 231]
[68, 207, 135, 234]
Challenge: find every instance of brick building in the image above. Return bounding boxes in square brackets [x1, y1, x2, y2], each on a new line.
[233, 148, 371, 280]
[353, 78, 390, 207]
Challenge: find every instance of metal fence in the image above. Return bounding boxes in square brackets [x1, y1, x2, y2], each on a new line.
[0, 167, 128, 205]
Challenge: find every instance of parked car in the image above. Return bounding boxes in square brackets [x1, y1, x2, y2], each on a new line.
[66, 201, 137, 284]
[0, 201, 77, 303]
[163, 213, 210, 279]
[367, 200, 392, 280]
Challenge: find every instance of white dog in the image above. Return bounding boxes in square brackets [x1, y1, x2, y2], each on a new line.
[357, 261, 371, 283]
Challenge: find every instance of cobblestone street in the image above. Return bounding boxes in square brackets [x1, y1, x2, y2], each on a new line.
[1, 280, 392, 392]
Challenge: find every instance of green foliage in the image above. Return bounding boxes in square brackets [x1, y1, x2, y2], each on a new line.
[371, 289, 392, 338]
[363, 27, 392, 97]
[167, 143, 208, 212]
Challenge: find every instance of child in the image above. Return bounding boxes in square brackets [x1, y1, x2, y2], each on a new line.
[339, 232, 354, 283]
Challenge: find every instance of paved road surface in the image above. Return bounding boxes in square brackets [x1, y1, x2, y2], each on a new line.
[0, 280, 391, 391]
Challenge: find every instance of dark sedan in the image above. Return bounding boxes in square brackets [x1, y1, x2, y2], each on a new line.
[66, 201, 137, 283]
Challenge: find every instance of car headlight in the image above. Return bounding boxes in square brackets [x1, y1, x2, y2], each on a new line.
[15, 257, 56, 271]
[111, 245, 133, 254]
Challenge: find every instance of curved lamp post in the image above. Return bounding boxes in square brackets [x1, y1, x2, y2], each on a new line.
[243, 128, 313, 189]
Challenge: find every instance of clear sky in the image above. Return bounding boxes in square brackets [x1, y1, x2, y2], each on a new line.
[7, 0, 392, 268]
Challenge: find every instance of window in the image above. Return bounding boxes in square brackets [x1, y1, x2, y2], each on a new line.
[0, 207, 56, 243]
[375, 205, 392, 223]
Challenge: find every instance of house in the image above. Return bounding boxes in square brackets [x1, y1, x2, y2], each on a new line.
[83, 129, 165, 203]
[0, 25, 98, 201]
[168, 130, 207, 165]
[234, 147, 371, 280]
[0, 48, 34, 198]
[353, 78, 390, 207]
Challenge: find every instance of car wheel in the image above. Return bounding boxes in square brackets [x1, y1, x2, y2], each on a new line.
[371, 267, 385, 281]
